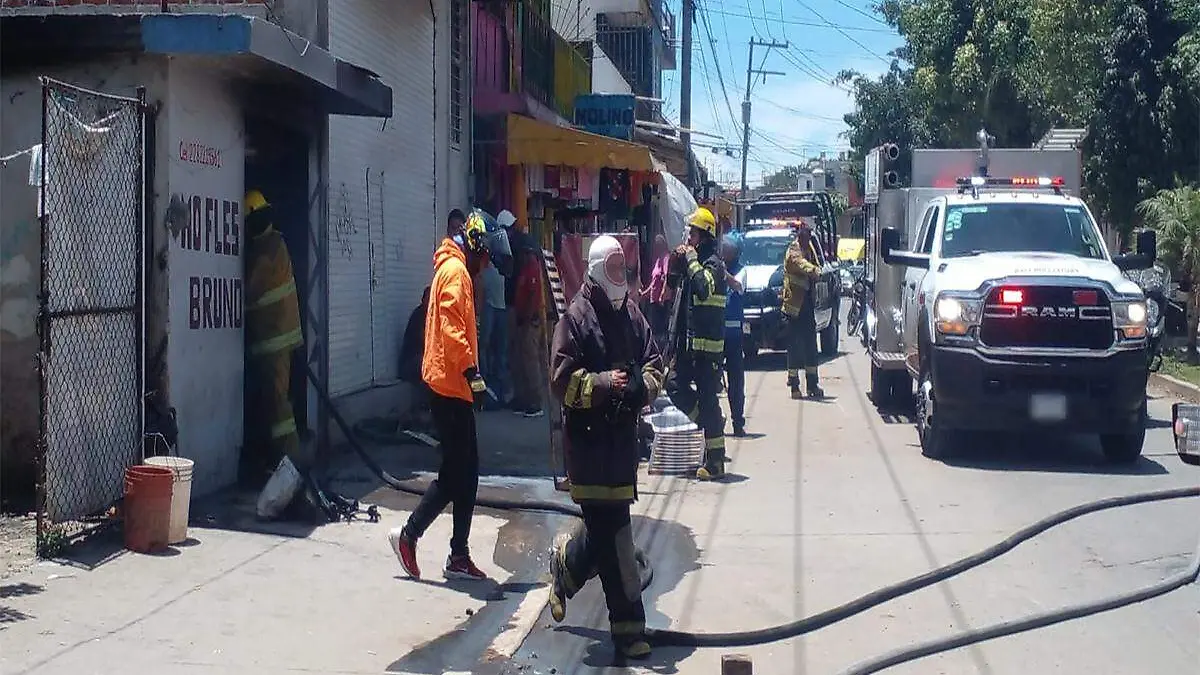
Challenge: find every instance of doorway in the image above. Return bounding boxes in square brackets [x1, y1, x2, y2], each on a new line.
[243, 118, 311, 452]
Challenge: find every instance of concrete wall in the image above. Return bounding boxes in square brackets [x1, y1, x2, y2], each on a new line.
[550, 0, 635, 96]
[163, 60, 246, 496]
[0, 56, 169, 500]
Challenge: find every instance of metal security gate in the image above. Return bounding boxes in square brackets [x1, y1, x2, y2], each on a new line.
[36, 78, 146, 545]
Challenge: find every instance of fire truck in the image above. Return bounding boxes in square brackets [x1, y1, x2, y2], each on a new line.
[864, 131, 1158, 462]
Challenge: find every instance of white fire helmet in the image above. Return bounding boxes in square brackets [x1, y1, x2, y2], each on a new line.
[587, 235, 628, 309]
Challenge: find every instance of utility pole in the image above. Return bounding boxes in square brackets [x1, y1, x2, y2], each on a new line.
[739, 37, 787, 227]
[680, 0, 694, 190]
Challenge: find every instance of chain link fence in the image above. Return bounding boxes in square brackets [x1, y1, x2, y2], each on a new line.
[37, 78, 145, 548]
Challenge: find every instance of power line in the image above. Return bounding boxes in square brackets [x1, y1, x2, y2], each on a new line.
[696, 0, 742, 136]
[703, 7, 896, 33]
[830, 0, 890, 27]
[787, 0, 892, 64]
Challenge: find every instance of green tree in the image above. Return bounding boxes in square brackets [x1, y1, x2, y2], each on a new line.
[1138, 185, 1200, 357]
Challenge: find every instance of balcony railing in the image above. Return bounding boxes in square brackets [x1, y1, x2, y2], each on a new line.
[473, 3, 512, 97]
[521, 3, 555, 110]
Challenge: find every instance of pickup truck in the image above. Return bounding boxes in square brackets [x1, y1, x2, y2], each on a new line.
[882, 176, 1157, 463]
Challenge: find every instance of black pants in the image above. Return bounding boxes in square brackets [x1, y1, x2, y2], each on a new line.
[667, 353, 726, 469]
[722, 329, 745, 427]
[559, 503, 646, 640]
[786, 299, 819, 385]
[404, 393, 479, 555]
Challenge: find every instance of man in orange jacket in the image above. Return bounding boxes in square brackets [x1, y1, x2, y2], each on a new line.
[389, 209, 491, 581]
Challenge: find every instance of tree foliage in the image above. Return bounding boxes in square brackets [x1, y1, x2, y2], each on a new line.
[1138, 185, 1200, 353]
[842, 0, 1198, 232]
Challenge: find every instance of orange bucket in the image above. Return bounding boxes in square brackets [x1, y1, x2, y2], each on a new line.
[123, 465, 174, 553]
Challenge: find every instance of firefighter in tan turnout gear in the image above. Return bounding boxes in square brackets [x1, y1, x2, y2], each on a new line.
[244, 189, 304, 477]
[781, 220, 825, 399]
[666, 207, 729, 480]
[547, 235, 664, 661]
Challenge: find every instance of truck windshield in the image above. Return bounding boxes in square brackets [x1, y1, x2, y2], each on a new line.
[741, 237, 793, 267]
[747, 200, 820, 223]
[940, 203, 1107, 260]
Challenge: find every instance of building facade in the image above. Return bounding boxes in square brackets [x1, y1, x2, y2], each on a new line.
[0, 0, 467, 518]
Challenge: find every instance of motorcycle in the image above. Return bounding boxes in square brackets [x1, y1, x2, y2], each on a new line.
[845, 265, 869, 340]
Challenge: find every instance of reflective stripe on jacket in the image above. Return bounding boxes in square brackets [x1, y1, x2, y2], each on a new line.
[781, 239, 821, 317]
[686, 254, 728, 357]
[550, 279, 664, 505]
[246, 228, 303, 357]
[422, 238, 480, 402]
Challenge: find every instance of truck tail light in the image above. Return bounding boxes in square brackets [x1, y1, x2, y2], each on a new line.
[1000, 289, 1024, 304]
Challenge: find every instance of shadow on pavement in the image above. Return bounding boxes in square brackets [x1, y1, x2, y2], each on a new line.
[939, 432, 1170, 475]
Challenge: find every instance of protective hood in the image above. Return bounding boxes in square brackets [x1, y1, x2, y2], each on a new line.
[587, 234, 628, 309]
[937, 252, 1143, 297]
[434, 236, 467, 270]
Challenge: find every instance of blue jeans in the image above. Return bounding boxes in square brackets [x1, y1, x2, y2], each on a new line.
[479, 305, 510, 401]
[723, 328, 745, 427]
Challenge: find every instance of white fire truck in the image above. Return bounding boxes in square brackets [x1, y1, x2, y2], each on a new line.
[863, 131, 1158, 462]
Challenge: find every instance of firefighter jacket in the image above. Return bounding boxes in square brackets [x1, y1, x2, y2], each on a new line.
[422, 238, 480, 403]
[551, 279, 664, 505]
[682, 252, 728, 359]
[781, 239, 821, 317]
[246, 227, 303, 358]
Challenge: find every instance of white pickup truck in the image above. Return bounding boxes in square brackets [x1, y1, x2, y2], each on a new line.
[881, 176, 1158, 463]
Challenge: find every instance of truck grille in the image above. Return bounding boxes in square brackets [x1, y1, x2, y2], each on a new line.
[979, 286, 1114, 350]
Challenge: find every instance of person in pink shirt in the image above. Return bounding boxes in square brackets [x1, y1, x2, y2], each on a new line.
[642, 234, 673, 346]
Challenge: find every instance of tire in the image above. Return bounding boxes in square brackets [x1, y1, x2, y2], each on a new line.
[916, 336, 954, 459]
[820, 314, 839, 356]
[870, 363, 891, 405]
[1100, 400, 1147, 464]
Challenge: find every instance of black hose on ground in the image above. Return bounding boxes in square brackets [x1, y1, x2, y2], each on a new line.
[644, 486, 1199, 647]
[308, 363, 1198, 653]
[838, 532, 1200, 674]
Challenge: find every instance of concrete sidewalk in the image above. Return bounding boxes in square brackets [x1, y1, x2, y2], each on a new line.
[0, 474, 564, 675]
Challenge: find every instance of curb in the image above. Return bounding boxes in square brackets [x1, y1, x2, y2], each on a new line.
[1149, 373, 1200, 403]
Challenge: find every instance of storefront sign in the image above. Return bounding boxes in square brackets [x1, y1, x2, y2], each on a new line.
[573, 94, 636, 140]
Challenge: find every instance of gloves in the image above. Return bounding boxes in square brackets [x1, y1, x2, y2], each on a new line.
[464, 367, 487, 394]
[621, 362, 646, 406]
[684, 246, 698, 264]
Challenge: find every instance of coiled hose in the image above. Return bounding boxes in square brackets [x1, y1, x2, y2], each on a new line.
[308, 364, 1199, 661]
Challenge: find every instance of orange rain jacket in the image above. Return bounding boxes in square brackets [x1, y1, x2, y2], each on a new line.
[422, 238, 480, 402]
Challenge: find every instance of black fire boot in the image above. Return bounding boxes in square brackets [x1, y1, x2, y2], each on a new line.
[787, 374, 802, 400]
[696, 448, 726, 481]
[806, 375, 826, 400]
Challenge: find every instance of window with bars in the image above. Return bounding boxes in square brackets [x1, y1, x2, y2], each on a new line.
[449, 0, 466, 148]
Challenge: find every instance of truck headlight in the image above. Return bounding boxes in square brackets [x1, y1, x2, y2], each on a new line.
[1112, 300, 1148, 340]
[934, 296, 982, 336]
[1113, 300, 1148, 338]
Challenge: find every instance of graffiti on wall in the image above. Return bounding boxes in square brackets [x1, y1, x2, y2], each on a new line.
[1, 218, 37, 339]
[333, 182, 356, 260]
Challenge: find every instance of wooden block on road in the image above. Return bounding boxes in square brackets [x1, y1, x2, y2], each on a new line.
[721, 653, 752, 675]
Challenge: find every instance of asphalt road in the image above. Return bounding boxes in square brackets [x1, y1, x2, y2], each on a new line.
[499, 336, 1200, 675]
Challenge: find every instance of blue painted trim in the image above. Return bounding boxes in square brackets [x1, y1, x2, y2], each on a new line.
[140, 14, 252, 55]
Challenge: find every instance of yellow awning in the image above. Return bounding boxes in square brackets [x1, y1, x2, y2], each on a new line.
[506, 113, 655, 172]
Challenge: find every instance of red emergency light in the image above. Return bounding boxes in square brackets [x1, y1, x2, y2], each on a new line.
[1073, 290, 1098, 306]
[1000, 289, 1024, 304]
[956, 176, 1066, 188]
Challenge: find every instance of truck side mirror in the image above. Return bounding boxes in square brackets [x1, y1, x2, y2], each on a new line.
[880, 226, 930, 269]
[1171, 403, 1200, 466]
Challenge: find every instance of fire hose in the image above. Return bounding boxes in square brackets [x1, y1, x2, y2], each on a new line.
[307, 361, 1198, 668]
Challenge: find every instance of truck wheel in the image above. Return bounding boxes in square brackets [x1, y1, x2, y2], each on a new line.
[870, 363, 891, 405]
[917, 344, 953, 459]
[1099, 400, 1147, 464]
[820, 317, 839, 356]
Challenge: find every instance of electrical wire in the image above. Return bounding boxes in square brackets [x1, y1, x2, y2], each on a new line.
[704, 7, 895, 33]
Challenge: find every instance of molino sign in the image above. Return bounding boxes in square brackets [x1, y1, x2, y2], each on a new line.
[573, 94, 636, 140]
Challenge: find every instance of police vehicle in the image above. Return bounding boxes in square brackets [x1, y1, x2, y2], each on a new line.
[738, 192, 841, 362]
[868, 133, 1158, 463]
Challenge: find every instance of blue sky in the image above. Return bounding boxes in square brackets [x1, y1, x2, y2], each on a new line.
[658, 0, 904, 187]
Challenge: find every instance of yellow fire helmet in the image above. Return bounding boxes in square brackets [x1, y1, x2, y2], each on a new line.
[462, 208, 491, 255]
[245, 189, 270, 215]
[687, 206, 718, 238]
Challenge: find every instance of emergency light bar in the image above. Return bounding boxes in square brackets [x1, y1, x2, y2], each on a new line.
[956, 175, 1066, 196]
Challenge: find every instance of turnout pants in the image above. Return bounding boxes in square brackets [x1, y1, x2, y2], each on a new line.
[558, 503, 646, 641]
[252, 349, 300, 469]
[723, 328, 746, 428]
[786, 298, 819, 389]
[667, 353, 727, 472]
[404, 393, 479, 555]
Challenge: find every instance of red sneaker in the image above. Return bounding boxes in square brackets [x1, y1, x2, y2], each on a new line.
[388, 527, 420, 579]
[444, 554, 488, 580]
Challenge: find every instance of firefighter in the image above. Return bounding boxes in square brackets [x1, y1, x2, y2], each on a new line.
[244, 189, 303, 479]
[781, 221, 825, 399]
[720, 233, 748, 436]
[388, 209, 491, 582]
[666, 207, 729, 480]
[547, 235, 664, 661]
